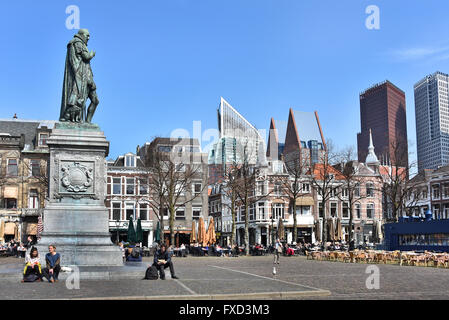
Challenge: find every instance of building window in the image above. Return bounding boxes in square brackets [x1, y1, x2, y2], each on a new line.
[355, 203, 361, 219]
[38, 133, 49, 146]
[249, 204, 255, 221]
[342, 188, 348, 198]
[330, 202, 337, 217]
[125, 203, 135, 220]
[139, 178, 148, 195]
[444, 185, 449, 198]
[126, 178, 135, 195]
[258, 202, 266, 220]
[158, 145, 172, 152]
[162, 208, 169, 220]
[366, 183, 374, 197]
[28, 189, 39, 209]
[192, 208, 201, 220]
[355, 183, 360, 197]
[139, 204, 148, 220]
[193, 183, 202, 196]
[112, 203, 121, 220]
[367, 203, 374, 219]
[342, 202, 349, 218]
[319, 202, 323, 218]
[113, 178, 121, 195]
[432, 185, 440, 199]
[175, 208, 185, 220]
[273, 182, 282, 196]
[302, 183, 310, 193]
[6, 199, 17, 209]
[7, 159, 18, 176]
[125, 155, 135, 167]
[30, 160, 40, 177]
[271, 203, 284, 220]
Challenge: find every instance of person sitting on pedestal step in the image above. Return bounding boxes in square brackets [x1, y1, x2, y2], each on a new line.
[22, 247, 43, 282]
[152, 244, 178, 280]
[43, 245, 61, 283]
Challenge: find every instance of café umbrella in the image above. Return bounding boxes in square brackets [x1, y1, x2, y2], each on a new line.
[314, 220, 321, 242]
[336, 218, 342, 241]
[278, 218, 285, 241]
[197, 217, 206, 246]
[154, 221, 161, 242]
[136, 218, 143, 244]
[0, 220, 4, 242]
[127, 216, 137, 244]
[206, 217, 216, 245]
[190, 220, 197, 244]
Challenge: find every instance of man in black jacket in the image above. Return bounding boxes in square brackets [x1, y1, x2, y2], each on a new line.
[153, 244, 178, 280]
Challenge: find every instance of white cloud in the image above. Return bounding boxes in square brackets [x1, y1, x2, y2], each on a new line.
[391, 45, 449, 61]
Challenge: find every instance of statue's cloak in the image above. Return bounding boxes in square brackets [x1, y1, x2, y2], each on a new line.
[59, 35, 93, 121]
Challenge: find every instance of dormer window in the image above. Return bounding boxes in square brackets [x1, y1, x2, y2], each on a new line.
[125, 155, 136, 167]
[38, 133, 49, 146]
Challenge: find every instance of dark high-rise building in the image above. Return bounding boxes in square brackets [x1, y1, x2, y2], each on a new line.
[357, 80, 408, 167]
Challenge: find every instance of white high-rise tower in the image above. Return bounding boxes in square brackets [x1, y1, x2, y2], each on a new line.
[414, 71, 449, 171]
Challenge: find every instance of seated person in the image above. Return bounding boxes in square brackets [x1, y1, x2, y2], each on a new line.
[22, 247, 43, 282]
[43, 245, 61, 283]
[180, 243, 187, 257]
[127, 245, 142, 262]
[152, 244, 178, 280]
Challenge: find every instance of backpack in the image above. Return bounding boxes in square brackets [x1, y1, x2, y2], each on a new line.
[23, 273, 39, 282]
[144, 265, 159, 280]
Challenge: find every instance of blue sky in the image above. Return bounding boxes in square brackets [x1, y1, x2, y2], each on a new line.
[1, 1, 449, 161]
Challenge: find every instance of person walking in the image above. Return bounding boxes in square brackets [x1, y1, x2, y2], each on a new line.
[274, 238, 282, 264]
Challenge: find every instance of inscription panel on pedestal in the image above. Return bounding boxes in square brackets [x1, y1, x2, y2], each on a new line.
[58, 160, 95, 198]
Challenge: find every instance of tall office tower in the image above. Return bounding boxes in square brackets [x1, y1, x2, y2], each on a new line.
[208, 97, 266, 166]
[414, 71, 449, 171]
[357, 80, 408, 167]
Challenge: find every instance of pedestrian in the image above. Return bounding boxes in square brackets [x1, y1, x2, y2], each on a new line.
[274, 238, 282, 264]
[42, 245, 61, 283]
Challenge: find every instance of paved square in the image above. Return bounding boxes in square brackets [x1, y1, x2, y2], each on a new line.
[1, 255, 448, 299]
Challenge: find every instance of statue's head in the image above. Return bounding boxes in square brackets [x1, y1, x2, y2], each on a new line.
[77, 29, 90, 43]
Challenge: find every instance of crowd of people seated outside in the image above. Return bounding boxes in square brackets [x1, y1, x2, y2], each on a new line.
[0, 237, 35, 258]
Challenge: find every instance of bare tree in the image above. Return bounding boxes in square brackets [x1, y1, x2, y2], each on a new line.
[147, 150, 206, 246]
[310, 140, 342, 243]
[281, 153, 312, 244]
[232, 144, 274, 255]
[381, 140, 418, 223]
[334, 146, 370, 247]
[219, 164, 240, 246]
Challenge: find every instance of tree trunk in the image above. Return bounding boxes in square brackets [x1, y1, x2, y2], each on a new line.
[292, 200, 297, 244]
[348, 204, 353, 251]
[169, 205, 175, 246]
[230, 193, 236, 246]
[159, 205, 165, 245]
[244, 199, 249, 255]
[321, 201, 327, 243]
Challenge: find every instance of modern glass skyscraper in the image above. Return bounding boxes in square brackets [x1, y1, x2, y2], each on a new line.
[414, 71, 449, 171]
[209, 97, 266, 165]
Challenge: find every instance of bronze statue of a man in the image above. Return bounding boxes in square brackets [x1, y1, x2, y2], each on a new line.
[60, 29, 99, 123]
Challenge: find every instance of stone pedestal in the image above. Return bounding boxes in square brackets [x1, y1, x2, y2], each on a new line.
[36, 122, 122, 266]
